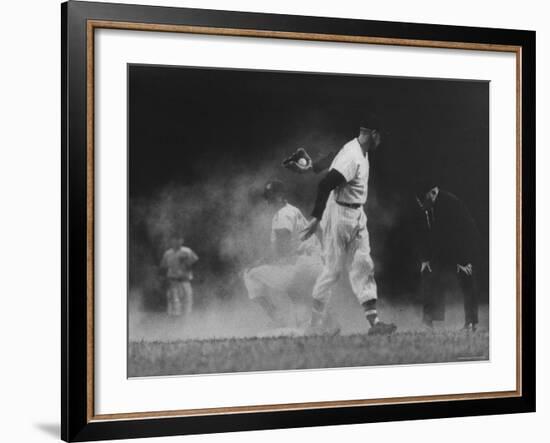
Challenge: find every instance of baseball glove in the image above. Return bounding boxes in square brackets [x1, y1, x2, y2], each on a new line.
[282, 147, 313, 173]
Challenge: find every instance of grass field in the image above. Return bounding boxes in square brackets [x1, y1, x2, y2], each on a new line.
[128, 329, 489, 377]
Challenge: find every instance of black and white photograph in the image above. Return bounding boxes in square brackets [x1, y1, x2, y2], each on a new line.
[0, 0, 542, 441]
[127, 64, 490, 377]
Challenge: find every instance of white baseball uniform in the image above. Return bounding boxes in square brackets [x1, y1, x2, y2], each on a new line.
[312, 137, 377, 305]
[244, 203, 322, 300]
[160, 246, 198, 316]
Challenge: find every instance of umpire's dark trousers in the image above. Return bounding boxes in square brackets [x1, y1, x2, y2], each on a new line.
[422, 263, 479, 325]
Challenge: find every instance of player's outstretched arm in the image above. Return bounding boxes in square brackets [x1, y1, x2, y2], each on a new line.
[282, 148, 338, 175]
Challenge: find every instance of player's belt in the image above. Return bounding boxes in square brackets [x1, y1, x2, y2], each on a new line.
[336, 200, 362, 209]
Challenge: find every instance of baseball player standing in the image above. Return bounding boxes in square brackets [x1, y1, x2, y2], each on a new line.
[289, 119, 397, 335]
[243, 180, 323, 327]
[159, 236, 199, 317]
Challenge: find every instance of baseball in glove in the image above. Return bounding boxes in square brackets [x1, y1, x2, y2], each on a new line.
[281, 147, 313, 173]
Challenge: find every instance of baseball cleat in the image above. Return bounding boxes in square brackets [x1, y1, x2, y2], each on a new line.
[368, 321, 397, 336]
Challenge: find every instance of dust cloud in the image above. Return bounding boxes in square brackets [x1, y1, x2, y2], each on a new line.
[129, 281, 489, 342]
[128, 138, 483, 343]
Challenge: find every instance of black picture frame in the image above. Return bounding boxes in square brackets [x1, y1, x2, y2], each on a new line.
[62, 1, 536, 441]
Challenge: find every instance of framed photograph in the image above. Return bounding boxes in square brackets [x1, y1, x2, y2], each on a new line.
[62, 1, 535, 441]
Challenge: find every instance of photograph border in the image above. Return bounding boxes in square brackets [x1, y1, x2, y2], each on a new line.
[62, 1, 535, 441]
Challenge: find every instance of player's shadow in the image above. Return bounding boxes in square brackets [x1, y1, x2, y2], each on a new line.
[34, 422, 59, 439]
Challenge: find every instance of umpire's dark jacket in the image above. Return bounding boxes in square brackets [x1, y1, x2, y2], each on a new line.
[417, 190, 481, 268]
[416, 189, 481, 325]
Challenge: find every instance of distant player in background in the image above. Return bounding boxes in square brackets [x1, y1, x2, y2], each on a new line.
[243, 180, 323, 327]
[159, 236, 199, 317]
[285, 117, 396, 336]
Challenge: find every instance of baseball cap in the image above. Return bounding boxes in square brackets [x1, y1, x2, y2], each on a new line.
[359, 113, 388, 135]
[263, 180, 286, 201]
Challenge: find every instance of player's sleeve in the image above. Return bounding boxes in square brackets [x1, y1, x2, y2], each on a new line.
[330, 151, 358, 182]
[272, 207, 295, 233]
[311, 169, 347, 219]
[183, 248, 199, 265]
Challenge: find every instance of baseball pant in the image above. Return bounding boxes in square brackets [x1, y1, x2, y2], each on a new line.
[312, 201, 377, 305]
[243, 255, 323, 300]
[166, 279, 193, 316]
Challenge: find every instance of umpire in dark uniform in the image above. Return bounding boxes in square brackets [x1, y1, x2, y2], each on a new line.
[414, 182, 481, 331]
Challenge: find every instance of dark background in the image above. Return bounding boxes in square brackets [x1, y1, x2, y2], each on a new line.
[128, 64, 489, 308]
